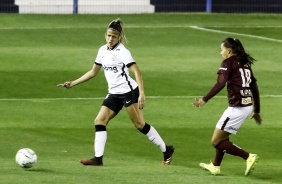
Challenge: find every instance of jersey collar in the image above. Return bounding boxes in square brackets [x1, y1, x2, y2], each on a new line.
[107, 43, 120, 51]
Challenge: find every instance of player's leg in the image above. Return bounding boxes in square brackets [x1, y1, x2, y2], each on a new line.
[200, 106, 258, 175]
[199, 128, 229, 175]
[213, 138, 230, 166]
[125, 103, 174, 165]
[80, 106, 116, 166]
[211, 129, 259, 175]
[126, 103, 166, 148]
[123, 87, 174, 165]
[211, 128, 259, 175]
[123, 87, 167, 150]
[214, 107, 256, 163]
[212, 128, 249, 160]
[200, 106, 248, 175]
[80, 94, 122, 166]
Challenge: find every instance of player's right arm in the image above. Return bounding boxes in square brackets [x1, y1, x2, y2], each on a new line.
[57, 63, 102, 88]
[193, 74, 226, 107]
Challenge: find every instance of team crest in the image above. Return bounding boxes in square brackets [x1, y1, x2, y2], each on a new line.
[112, 54, 117, 61]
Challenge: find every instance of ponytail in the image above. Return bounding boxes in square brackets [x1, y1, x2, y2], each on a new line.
[107, 18, 127, 45]
[222, 38, 256, 66]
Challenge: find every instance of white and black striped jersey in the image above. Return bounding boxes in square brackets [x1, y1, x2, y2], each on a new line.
[95, 43, 138, 94]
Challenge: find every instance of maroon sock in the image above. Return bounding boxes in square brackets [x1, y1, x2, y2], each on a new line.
[213, 148, 225, 166]
[215, 140, 249, 160]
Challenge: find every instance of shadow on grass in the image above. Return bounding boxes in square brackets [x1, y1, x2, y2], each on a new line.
[23, 168, 55, 173]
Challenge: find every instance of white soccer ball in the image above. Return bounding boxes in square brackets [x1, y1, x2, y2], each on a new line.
[15, 148, 37, 168]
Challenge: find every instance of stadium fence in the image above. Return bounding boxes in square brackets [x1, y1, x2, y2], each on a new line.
[0, 0, 281, 14]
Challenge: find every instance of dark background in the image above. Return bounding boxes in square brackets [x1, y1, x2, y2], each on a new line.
[1, 0, 282, 13]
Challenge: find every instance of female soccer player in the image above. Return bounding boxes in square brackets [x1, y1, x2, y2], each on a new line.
[193, 38, 262, 176]
[58, 18, 174, 166]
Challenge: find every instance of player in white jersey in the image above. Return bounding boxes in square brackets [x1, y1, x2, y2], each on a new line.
[58, 18, 174, 166]
[95, 42, 138, 94]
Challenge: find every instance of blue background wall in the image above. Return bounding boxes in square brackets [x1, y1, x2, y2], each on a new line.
[0, 0, 18, 13]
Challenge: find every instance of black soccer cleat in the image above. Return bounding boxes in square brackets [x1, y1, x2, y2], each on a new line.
[162, 145, 175, 165]
[80, 156, 103, 166]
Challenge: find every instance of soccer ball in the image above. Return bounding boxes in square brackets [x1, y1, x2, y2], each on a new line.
[15, 148, 37, 168]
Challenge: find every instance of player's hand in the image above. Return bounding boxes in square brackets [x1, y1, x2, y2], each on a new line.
[57, 81, 73, 89]
[138, 93, 145, 110]
[251, 113, 262, 125]
[192, 98, 206, 107]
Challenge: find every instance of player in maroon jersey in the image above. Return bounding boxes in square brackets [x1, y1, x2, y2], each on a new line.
[193, 37, 262, 176]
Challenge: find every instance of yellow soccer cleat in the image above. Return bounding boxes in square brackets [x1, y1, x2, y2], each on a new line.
[245, 153, 259, 176]
[199, 162, 220, 175]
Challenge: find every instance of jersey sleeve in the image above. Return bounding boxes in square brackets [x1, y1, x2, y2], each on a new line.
[94, 47, 103, 65]
[122, 49, 135, 67]
[202, 60, 230, 102]
[202, 73, 226, 102]
[250, 72, 260, 113]
[127, 62, 136, 68]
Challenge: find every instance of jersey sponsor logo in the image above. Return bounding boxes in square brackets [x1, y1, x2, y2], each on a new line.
[241, 97, 252, 105]
[103, 65, 118, 73]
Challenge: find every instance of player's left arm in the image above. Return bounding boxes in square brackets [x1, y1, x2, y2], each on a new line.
[129, 63, 145, 110]
[250, 81, 262, 125]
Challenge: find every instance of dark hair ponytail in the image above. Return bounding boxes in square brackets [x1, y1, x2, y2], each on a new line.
[222, 38, 256, 66]
[107, 18, 127, 45]
[108, 19, 122, 33]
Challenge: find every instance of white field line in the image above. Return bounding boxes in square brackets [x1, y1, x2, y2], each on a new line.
[1, 25, 282, 30]
[1, 25, 281, 101]
[0, 95, 281, 101]
[190, 26, 282, 43]
[202, 25, 282, 28]
[1, 25, 281, 43]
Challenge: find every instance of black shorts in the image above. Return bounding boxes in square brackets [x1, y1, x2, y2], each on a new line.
[102, 87, 139, 115]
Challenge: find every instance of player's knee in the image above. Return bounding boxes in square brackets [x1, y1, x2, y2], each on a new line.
[135, 122, 144, 130]
[132, 120, 145, 130]
[94, 117, 108, 126]
[128, 116, 143, 130]
[211, 139, 220, 147]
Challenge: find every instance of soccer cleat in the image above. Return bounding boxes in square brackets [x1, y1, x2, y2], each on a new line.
[162, 145, 175, 165]
[245, 153, 259, 176]
[80, 157, 103, 166]
[199, 162, 220, 175]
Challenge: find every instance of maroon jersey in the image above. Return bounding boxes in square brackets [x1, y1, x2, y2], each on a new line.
[203, 56, 260, 113]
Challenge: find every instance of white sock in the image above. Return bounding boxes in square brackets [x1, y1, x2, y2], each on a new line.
[146, 126, 166, 152]
[94, 131, 107, 157]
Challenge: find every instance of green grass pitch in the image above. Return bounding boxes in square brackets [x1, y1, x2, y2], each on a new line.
[0, 13, 281, 184]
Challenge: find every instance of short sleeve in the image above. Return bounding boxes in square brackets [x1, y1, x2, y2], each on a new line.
[95, 47, 103, 65]
[122, 49, 135, 66]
